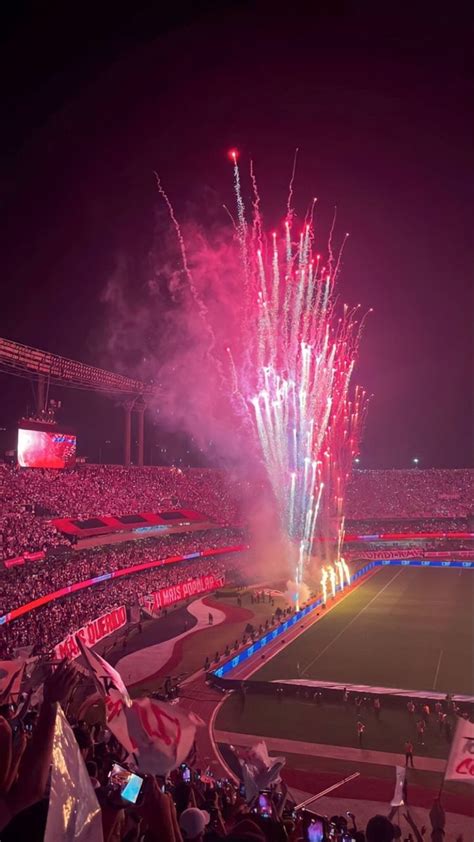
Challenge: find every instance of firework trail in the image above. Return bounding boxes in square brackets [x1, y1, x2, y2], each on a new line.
[158, 152, 368, 604]
[224, 155, 368, 602]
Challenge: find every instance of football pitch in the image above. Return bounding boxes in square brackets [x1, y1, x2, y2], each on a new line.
[253, 565, 474, 696]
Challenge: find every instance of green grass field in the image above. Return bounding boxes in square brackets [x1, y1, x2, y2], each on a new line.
[216, 567, 473, 757]
[253, 566, 474, 695]
[216, 690, 453, 757]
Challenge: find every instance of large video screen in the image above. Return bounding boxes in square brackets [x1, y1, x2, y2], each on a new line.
[17, 428, 77, 469]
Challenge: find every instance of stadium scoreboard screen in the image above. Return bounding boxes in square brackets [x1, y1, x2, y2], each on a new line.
[17, 421, 77, 469]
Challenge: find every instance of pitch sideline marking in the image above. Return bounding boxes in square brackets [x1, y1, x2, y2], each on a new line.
[301, 568, 404, 677]
[433, 649, 444, 690]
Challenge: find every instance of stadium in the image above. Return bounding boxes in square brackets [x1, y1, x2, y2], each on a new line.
[0, 5, 473, 841]
[1, 439, 473, 837]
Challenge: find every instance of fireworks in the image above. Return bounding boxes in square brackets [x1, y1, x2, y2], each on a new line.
[341, 557, 351, 587]
[335, 559, 344, 591]
[159, 151, 369, 603]
[227, 153, 368, 601]
[320, 567, 328, 605]
[328, 564, 337, 598]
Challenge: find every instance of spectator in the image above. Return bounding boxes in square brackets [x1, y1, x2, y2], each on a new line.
[404, 739, 414, 768]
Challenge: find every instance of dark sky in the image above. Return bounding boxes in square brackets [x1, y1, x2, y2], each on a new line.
[0, 1, 472, 468]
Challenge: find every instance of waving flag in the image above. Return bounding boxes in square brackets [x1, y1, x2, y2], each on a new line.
[77, 637, 196, 774]
[229, 740, 286, 802]
[45, 705, 103, 842]
[125, 697, 196, 775]
[390, 766, 406, 806]
[76, 636, 133, 752]
[445, 717, 474, 782]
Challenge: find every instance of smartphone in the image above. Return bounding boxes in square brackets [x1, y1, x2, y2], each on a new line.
[257, 792, 272, 818]
[180, 764, 191, 783]
[108, 763, 144, 805]
[302, 813, 326, 842]
[239, 783, 246, 798]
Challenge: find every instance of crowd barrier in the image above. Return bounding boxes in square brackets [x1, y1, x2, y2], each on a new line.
[210, 675, 474, 710]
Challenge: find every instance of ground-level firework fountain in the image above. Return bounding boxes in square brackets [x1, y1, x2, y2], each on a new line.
[159, 151, 369, 606]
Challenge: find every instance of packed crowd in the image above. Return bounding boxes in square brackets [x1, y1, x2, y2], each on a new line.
[0, 550, 249, 658]
[2, 465, 473, 561]
[345, 517, 470, 535]
[0, 527, 245, 615]
[346, 469, 474, 520]
[0, 464, 247, 522]
[0, 662, 453, 841]
[0, 510, 72, 560]
[0, 464, 249, 560]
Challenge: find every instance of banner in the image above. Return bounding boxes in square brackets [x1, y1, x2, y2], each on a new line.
[23, 550, 46, 561]
[346, 548, 474, 561]
[345, 549, 421, 560]
[4, 556, 25, 568]
[444, 717, 474, 781]
[141, 573, 225, 614]
[54, 606, 127, 660]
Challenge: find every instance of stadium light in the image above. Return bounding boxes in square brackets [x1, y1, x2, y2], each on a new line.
[412, 457, 419, 466]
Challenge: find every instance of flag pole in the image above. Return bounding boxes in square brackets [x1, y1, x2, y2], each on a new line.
[295, 772, 360, 810]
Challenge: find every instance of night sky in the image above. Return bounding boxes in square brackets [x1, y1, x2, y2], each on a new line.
[0, 2, 472, 468]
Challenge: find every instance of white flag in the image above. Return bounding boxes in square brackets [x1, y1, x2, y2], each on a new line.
[76, 635, 134, 752]
[390, 765, 406, 806]
[77, 637, 196, 774]
[444, 717, 474, 782]
[125, 697, 196, 776]
[45, 705, 103, 842]
[76, 636, 131, 705]
[237, 741, 286, 802]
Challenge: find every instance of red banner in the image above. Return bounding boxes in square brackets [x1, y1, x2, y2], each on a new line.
[345, 548, 474, 561]
[141, 573, 225, 614]
[4, 550, 45, 569]
[345, 548, 420, 560]
[23, 550, 46, 561]
[4, 556, 25, 568]
[54, 605, 127, 660]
